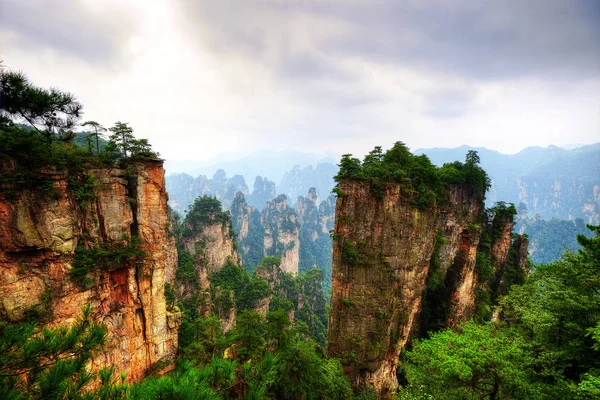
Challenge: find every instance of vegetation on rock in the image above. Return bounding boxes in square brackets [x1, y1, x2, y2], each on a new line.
[401, 225, 600, 399]
[335, 143, 490, 207]
[0, 70, 158, 202]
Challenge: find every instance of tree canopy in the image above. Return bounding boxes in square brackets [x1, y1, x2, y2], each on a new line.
[334, 142, 490, 207]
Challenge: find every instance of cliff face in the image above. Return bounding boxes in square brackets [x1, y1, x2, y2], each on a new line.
[327, 180, 527, 395]
[182, 219, 238, 278]
[0, 160, 180, 382]
[261, 195, 300, 274]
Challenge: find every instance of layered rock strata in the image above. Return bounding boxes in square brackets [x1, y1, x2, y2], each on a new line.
[0, 160, 180, 382]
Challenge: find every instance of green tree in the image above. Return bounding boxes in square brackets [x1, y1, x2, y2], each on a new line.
[500, 225, 600, 389]
[0, 305, 106, 400]
[0, 71, 82, 144]
[266, 309, 291, 348]
[274, 339, 353, 400]
[335, 154, 363, 181]
[108, 121, 135, 157]
[82, 121, 106, 154]
[465, 149, 481, 166]
[233, 311, 266, 360]
[403, 321, 534, 400]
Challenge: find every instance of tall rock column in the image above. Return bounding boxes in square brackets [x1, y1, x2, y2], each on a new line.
[327, 181, 439, 394]
[327, 180, 487, 396]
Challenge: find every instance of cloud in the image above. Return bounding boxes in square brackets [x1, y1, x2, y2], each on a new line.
[0, 0, 141, 66]
[319, 0, 600, 81]
[0, 0, 598, 163]
[173, 0, 600, 84]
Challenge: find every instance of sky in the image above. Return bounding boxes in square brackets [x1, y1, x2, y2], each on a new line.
[1, 0, 599, 166]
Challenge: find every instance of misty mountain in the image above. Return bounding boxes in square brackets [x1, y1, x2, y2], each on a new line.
[278, 163, 338, 205]
[166, 149, 339, 185]
[416, 143, 600, 223]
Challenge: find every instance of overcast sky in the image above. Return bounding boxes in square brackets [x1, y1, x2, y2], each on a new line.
[1, 0, 599, 164]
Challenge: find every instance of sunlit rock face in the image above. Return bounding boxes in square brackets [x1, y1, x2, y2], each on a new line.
[0, 160, 180, 383]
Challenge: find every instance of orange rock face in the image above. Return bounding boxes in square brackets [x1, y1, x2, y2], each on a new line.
[0, 160, 180, 383]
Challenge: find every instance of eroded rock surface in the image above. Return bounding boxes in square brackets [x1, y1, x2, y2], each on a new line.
[0, 160, 180, 382]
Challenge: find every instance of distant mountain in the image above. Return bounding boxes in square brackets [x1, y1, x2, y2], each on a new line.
[415, 143, 600, 223]
[166, 149, 339, 185]
[166, 170, 251, 213]
[278, 163, 338, 206]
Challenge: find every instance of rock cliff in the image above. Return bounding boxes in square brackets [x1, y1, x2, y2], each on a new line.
[176, 196, 239, 328]
[261, 195, 300, 274]
[296, 188, 336, 289]
[327, 180, 528, 396]
[0, 160, 180, 382]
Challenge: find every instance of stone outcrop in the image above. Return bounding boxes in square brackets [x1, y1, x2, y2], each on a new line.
[182, 218, 239, 278]
[327, 180, 528, 396]
[0, 160, 180, 383]
[179, 202, 239, 327]
[261, 195, 300, 274]
[231, 192, 252, 242]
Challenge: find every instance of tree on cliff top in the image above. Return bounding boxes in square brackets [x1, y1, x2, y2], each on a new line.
[0, 70, 158, 167]
[82, 120, 106, 154]
[107, 121, 158, 160]
[0, 71, 82, 144]
[334, 142, 489, 207]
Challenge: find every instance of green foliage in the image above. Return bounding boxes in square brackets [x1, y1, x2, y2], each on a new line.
[237, 276, 272, 311]
[499, 226, 600, 390]
[107, 121, 158, 160]
[128, 360, 222, 400]
[0, 306, 106, 400]
[519, 216, 593, 265]
[274, 340, 353, 400]
[404, 321, 535, 400]
[0, 71, 158, 202]
[334, 142, 490, 208]
[471, 201, 521, 321]
[232, 311, 266, 360]
[266, 310, 291, 348]
[164, 282, 176, 311]
[341, 241, 361, 265]
[181, 316, 224, 366]
[70, 235, 146, 287]
[342, 298, 355, 308]
[81, 121, 107, 154]
[68, 172, 100, 208]
[209, 258, 272, 311]
[419, 229, 451, 334]
[0, 70, 82, 144]
[183, 196, 232, 238]
[405, 225, 600, 399]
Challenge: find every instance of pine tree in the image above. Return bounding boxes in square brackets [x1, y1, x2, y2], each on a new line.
[0, 305, 106, 399]
[82, 121, 107, 154]
[108, 121, 135, 157]
[0, 71, 82, 144]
